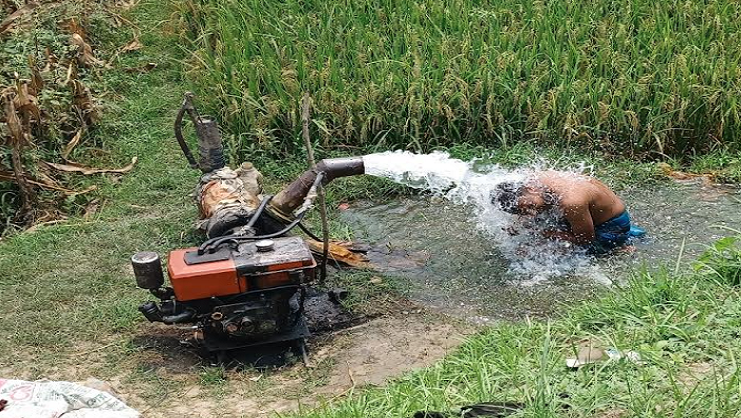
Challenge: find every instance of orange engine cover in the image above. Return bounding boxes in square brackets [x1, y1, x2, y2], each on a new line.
[167, 248, 241, 301]
[167, 237, 316, 302]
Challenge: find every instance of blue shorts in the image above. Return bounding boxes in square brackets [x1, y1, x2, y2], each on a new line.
[588, 211, 645, 255]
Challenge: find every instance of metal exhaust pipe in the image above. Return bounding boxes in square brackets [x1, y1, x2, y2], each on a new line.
[174, 92, 225, 173]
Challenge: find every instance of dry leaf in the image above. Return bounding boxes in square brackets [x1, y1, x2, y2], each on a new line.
[65, 61, 77, 84]
[28, 55, 44, 93]
[83, 199, 100, 219]
[0, 2, 39, 35]
[24, 219, 68, 234]
[45, 156, 138, 175]
[109, 11, 134, 28]
[111, 15, 123, 28]
[0, 170, 98, 194]
[63, 17, 86, 38]
[70, 79, 100, 124]
[121, 37, 142, 53]
[71, 33, 101, 67]
[124, 62, 157, 73]
[62, 129, 83, 159]
[656, 162, 715, 182]
[43, 47, 58, 72]
[4, 95, 25, 144]
[35, 170, 66, 189]
[116, 0, 140, 11]
[67, 185, 98, 197]
[14, 80, 41, 123]
[305, 239, 372, 269]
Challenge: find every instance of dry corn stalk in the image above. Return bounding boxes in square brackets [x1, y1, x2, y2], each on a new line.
[2, 93, 36, 219]
[0, 2, 39, 35]
[70, 79, 100, 125]
[44, 157, 138, 175]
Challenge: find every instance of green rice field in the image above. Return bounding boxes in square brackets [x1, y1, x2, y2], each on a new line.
[179, 0, 741, 158]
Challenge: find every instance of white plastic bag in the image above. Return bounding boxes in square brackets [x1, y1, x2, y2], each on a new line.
[0, 378, 140, 418]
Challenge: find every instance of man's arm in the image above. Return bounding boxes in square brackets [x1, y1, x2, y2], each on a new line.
[559, 202, 595, 245]
[543, 201, 595, 245]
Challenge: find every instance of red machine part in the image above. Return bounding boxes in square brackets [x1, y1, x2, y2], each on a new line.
[167, 238, 317, 302]
[167, 248, 240, 301]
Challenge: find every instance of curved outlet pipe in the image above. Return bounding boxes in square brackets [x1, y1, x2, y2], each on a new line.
[269, 157, 365, 220]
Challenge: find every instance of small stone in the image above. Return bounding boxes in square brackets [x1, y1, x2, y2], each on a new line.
[369, 276, 383, 285]
[402, 310, 409, 315]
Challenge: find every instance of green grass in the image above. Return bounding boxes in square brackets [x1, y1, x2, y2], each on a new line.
[290, 241, 741, 418]
[179, 0, 741, 161]
[0, 0, 199, 383]
[2, 1, 741, 417]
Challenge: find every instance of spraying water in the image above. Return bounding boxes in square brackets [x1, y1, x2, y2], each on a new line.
[362, 150, 602, 281]
[349, 152, 741, 320]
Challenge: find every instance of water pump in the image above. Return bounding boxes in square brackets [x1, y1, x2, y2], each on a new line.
[131, 93, 365, 361]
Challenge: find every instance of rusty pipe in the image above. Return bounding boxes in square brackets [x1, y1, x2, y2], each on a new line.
[269, 157, 365, 220]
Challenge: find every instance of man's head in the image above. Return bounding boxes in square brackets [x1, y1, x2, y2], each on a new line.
[491, 180, 549, 216]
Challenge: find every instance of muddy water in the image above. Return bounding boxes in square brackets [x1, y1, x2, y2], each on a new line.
[341, 179, 741, 322]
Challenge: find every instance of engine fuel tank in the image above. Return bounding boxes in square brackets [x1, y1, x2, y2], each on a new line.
[167, 236, 316, 301]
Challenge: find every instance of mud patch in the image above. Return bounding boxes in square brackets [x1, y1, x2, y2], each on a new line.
[597, 408, 627, 418]
[302, 288, 359, 333]
[123, 312, 471, 417]
[677, 362, 715, 388]
[314, 314, 468, 391]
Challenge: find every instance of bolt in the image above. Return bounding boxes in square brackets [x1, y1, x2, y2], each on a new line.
[240, 317, 255, 331]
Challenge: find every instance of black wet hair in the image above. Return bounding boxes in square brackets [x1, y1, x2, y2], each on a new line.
[491, 181, 526, 214]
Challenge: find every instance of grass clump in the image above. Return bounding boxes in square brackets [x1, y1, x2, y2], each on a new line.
[695, 234, 741, 287]
[179, 0, 741, 161]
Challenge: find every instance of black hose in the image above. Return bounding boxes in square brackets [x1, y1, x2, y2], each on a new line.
[298, 222, 322, 241]
[200, 194, 273, 247]
[174, 93, 199, 170]
[245, 194, 273, 229]
[199, 210, 310, 254]
[162, 309, 196, 324]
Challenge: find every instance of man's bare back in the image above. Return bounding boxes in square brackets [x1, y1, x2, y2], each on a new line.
[536, 171, 625, 226]
[492, 171, 636, 252]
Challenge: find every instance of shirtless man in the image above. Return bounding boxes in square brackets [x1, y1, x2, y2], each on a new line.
[492, 171, 642, 254]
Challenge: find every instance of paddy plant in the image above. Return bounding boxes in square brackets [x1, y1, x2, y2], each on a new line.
[178, 0, 741, 161]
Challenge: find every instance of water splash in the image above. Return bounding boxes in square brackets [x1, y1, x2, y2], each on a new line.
[363, 150, 598, 281]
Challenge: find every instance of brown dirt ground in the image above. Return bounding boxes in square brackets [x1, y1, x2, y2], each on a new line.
[113, 312, 471, 417]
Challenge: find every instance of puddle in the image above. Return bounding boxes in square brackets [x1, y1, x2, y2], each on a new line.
[616, 179, 740, 265]
[341, 179, 741, 322]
